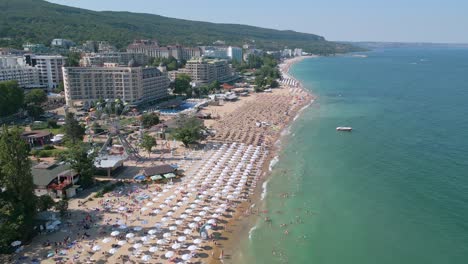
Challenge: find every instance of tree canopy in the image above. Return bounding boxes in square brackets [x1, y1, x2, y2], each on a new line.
[171, 115, 205, 147]
[63, 112, 85, 144]
[141, 113, 160, 129]
[65, 143, 96, 188]
[174, 74, 192, 96]
[0, 126, 36, 253]
[24, 89, 47, 105]
[0, 81, 24, 117]
[140, 133, 157, 157]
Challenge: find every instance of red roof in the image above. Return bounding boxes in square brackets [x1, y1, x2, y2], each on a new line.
[222, 83, 235, 90]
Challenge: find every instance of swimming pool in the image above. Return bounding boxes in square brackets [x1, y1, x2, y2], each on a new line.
[159, 102, 198, 114]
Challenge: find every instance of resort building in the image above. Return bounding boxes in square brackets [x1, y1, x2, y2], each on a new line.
[227, 46, 243, 62]
[0, 65, 40, 89]
[63, 64, 170, 107]
[25, 55, 66, 90]
[80, 52, 150, 67]
[170, 58, 234, 85]
[51, 39, 75, 49]
[294, 48, 303, 57]
[127, 40, 201, 60]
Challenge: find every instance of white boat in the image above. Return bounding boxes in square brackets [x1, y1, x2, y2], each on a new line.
[336, 127, 352, 132]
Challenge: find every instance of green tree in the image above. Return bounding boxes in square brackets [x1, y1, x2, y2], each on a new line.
[24, 89, 47, 105]
[174, 74, 192, 96]
[63, 112, 85, 144]
[0, 81, 24, 117]
[54, 200, 68, 217]
[53, 82, 64, 93]
[36, 195, 55, 212]
[65, 143, 96, 188]
[141, 113, 160, 128]
[0, 126, 36, 253]
[26, 105, 44, 121]
[171, 115, 205, 147]
[65, 52, 81, 67]
[140, 133, 157, 157]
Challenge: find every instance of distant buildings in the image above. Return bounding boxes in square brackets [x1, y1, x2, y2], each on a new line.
[63, 63, 170, 107]
[202, 46, 243, 62]
[293, 48, 303, 57]
[282, 49, 293, 57]
[71, 41, 117, 53]
[22, 43, 49, 53]
[80, 52, 149, 67]
[127, 40, 202, 61]
[227, 46, 243, 62]
[170, 58, 234, 86]
[0, 65, 40, 89]
[51, 39, 75, 49]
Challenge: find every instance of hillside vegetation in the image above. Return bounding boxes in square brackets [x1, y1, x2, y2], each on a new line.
[0, 0, 362, 54]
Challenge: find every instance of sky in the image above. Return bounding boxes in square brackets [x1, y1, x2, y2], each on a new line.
[47, 0, 468, 43]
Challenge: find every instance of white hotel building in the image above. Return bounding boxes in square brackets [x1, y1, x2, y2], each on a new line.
[63, 64, 170, 107]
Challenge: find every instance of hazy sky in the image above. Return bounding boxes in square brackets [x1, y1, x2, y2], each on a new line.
[47, 0, 468, 43]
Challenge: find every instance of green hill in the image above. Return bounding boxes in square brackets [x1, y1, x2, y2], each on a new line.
[0, 0, 361, 54]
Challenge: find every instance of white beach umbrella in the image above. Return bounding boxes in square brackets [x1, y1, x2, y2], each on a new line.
[152, 197, 158, 202]
[188, 223, 197, 229]
[118, 206, 127, 211]
[165, 251, 175, 258]
[205, 225, 212, 230]
[119, 224, 127, 229]
[134, 226, 143, 231]
[194, 217, 202, 222]
[92, 245, 101, 251]
[152, 209, 160, 214]
[199, 211, 207, 216]
[125, 233, 135, 239]
[146, 202, 154, 207]
[148, 229, 157, 235]
[102, 238, 111, 243]
[141, 255, 151, 262]
[207, 219, 216, 224]
[175, 220, 183, 225]
[133, 243, 143, 249]
[177, 236, 186, 242]
[193, 238, 202, 244]
[156, 239, 166, 245]
[110, 231, 120, 237]
[163, 233, 171, 238]
[188, 245, 197, 251]
[169, 226, 177, 231]
[159, 204, 166, 208]
[140, 236, 149, 242]
[108, 248, 117, 255]
[166, 211, 173, 216]
[155, 223, 162, 229]
[161, 217, 168, 222]
[182, 254, 192, 261]
[180, 214, 188, 219]
[183, 229, 192, 235]
[140, 207, 148, 212]
[117, 240, 126, 246]
[149, 246, 158, 253]
[171, 243, 181, 250]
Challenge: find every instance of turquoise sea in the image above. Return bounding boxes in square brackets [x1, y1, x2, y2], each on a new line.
[236, 47, 468, 264]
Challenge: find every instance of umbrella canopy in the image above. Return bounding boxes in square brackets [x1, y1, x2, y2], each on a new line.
[193, 239, 202, 244]
[188, 245, 197, 251]
[119, 224, 127, 229]
[149, 246, 158, 253]
[109, 248, 117, 254]
[110, 231, 120, 237]
[92, 245, 101, 251]
[156, 239, 166, 245]
[177, 236, 186, 242]
[150, 175, 163, 181]
[182, 254, 191, 261]
[169, 226, 177, 231]
[183, 229, 192, 235]
[134, 226, 143, 231]
[102, 238, 111, 243]
[125, 233, 135, 239]
[163, 233, 171, 238]
[148, 229, 157, 235]
[133, 243, 143, 249]
[117, 240, 127, 246]
[141, 236, 149, 242]
[165, 251, 175, 258]
[171, 243, 181, 250]
[142, 255, 151, 262]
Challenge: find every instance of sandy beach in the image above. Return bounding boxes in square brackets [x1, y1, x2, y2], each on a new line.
[13, 57, 313, 264]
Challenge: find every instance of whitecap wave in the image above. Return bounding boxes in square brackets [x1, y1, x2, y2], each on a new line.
[269, 156, 279, 171]
[248, 225, 258, 240]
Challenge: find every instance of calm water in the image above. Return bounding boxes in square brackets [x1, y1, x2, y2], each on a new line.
[236, 48, 468, 264]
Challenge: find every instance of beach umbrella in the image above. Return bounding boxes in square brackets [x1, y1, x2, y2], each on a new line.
[188, 245, 197, 251]
[140, 207, 148, 212]
[182, 254, 191, 261]
[152, 209, 160, 214]
[141, 236, 149, 242]
[146, 202, 154, 207]
[177, 236, 186, 242]
[134, 226, 143, 231]
[166, 211, 173, 216]
[155, 223, 162, 229]
[175, 220, 183, 225]
[102, 238, 111, 243]
[119, 224, 127, 229]
[156, 239, 166, 245]
[199, 211, 207, 216]
[185, 209, 193, 213]
[171, 243, 181, 250]
[188, 223, 197, 229]
[183, 229, 192, 235]
[165, 251, 175, 258]
[110, 231, 120, 237]
[117, 240, 127, 246]
[161, 217, 168, 222]
[163, 233, 171, 238]
[152, 197, 158, 202]
[215, 208, 224, 213]
[118, 206, 127, 211]
[207, 219, 216, 225]
[142, 255, 151, 262]
[92, 245, 101, 251]
[169, 226, 177, 231]
[194, 217, 202, 222]
[211, 214, 220, 218]
[193, 239, 202, 244]
[109, 248, 117, 255]
[126, 233, 135, 239]
[148, 229, 157, 235]
[10, 241, 21, 247]
[133, 243, 143, 249]
[205, 225, 212, 230]
[148, 246, 157, 253]
[159, 204, 166, 208]
[180, 214, 188, 219]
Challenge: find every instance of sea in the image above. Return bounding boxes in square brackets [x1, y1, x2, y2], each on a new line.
[234, 47, 468, 264]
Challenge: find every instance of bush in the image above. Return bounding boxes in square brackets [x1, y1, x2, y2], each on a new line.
[47, 119, 58, 128]
[43, 145, 55, 150]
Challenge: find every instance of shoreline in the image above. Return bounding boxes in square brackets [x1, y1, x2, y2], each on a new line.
[208, 56, 316, 263]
